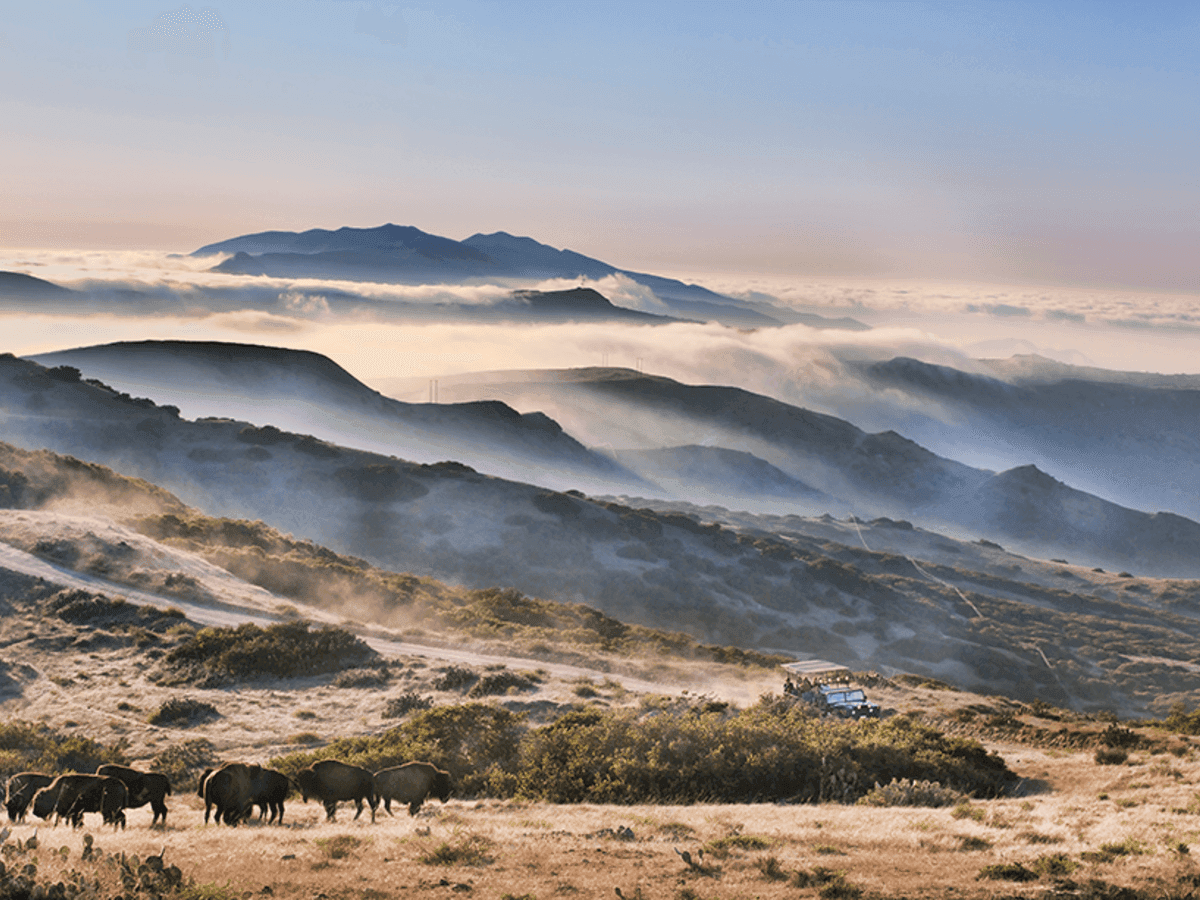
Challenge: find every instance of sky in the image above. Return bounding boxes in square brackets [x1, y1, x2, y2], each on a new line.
[3, 0, 1198, 291]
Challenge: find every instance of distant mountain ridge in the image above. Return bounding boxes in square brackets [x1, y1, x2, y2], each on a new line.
[194, 224, 861, 329]
[0, 271, 76, 300]
[28, 340, 642, 493]
[857, 355, 1200, 521]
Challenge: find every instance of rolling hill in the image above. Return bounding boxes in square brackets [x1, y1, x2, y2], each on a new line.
[4, 355, 1200, 715]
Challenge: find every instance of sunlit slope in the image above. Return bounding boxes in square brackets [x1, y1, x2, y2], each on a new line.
[4, 373, 1200, 715]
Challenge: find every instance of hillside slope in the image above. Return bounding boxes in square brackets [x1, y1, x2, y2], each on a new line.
[3, 410, 1200, 716]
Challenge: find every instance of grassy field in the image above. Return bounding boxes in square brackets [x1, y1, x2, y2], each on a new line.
[5, 734, 1200, 899]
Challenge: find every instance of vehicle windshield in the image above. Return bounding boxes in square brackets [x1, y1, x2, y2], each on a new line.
[825, 689, 866, 704]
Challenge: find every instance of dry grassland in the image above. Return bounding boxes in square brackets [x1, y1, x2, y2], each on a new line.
[8, 740, 1200, 899]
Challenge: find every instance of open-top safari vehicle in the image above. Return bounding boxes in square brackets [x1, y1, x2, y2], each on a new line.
[781, 659, 881, 719]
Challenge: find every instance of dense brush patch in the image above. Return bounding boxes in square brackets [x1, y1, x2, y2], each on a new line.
[271, 698, 1016, 804]
[0, 720, 126, 781]
[152, 620, 378, 685]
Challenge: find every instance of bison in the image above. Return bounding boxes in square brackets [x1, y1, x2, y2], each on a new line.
[250, 768, 293, 825]
[295, 759, 377, 822]
[200, 763, 254, 826]
[200, 763, 291, 826]
[32, 774, 127, 829]
[5, 772, 53, 823]
[96, 764, 171, 826]
[374, 762, 452, 817]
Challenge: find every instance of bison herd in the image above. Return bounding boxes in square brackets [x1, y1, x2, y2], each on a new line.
[4, 759, 451, 831]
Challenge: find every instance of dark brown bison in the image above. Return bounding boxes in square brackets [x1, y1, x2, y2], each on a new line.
[373, 762, 452, 816]
[295, 759, 377, 822]
[200, 763, 254, 826]
[5, 772, 53, 823]
[200, 763, 290, 826]
[96, 764, 171, 826]
[250, 768, 293, 825]
[32, 774, 127, 829]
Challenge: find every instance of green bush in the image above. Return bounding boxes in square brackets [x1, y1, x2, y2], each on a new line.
[271, 703, 525, 797]
[155, 620, 378, 684]
[0, 720, 125, 779]
[269, 699, 1015, 805]
[383, 692, 434, 718]
[148, 697, 220, 726]
[856, 778, 965, 808]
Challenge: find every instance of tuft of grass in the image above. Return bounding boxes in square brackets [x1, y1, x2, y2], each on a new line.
[792, 867, 862, 899]
[951, 801, 986, 822]
[704, 834, 773, 855]
[1095, 746, 1129, 765]
[658, 822, 696, 841]
[315, 834, 366, 860]
[976, 862, 1037, 882]
[756, 856, 788, 881]
[1081, 838, 1149, 864]
[957, 836, 992, 852]
[147, 696, 220, 727]
[812, 844, 847, 856]
[419, 834, 495, 867]
[1031, 853, 1079, 877]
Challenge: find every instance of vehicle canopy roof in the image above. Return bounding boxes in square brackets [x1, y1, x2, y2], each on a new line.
[781, 659, 852, 683]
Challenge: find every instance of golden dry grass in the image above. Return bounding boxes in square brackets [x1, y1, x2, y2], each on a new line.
[9, 741, 1200, 899]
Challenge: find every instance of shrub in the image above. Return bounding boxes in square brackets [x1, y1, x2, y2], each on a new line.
[151, 737, 218, 786]
[977, 863, 1037, 882]
[856, 778, 965, 807]
[271, 703, 525, 797]
[270, 699, 1016, 805]
[1032, 853, 1079, 877]
[156, 620, 378, 684]
[1081, 838, 1148, 864]
[467, 670, 539, 697]
[756, 856, 788, 881]
[148, 697, 220, 726]
[434, 666, 479, 691]
[1095, 746, 1129, 765]
[0, 720, 125, 778]
[383, 692, 434, 718]
[419, 834, 494, 866]
[1100, 724, 1141, 749]
[315, 835, 365, 860]
[334, 667, 390, 688]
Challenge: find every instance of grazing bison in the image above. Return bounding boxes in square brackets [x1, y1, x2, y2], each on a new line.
[295, 759, 377, 822]
[5, 772, 53, 823]
[374, 762, 452, 817]
[200, 763, 254, 826]
[96, 764, 171, 826]
[251, 768, 293, 825]
[200, 763, 290, 826]
[32, 774, 127, 829]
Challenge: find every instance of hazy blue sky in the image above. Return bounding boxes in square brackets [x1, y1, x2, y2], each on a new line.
[3, 1, 1197, 289]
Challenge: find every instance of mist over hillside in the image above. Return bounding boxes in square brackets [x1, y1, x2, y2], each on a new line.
[404, 366, 1200, 576]
[29, 341, 642, 495]
[842, 355, 1200, 520]
[4, 354, 1200, 716]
